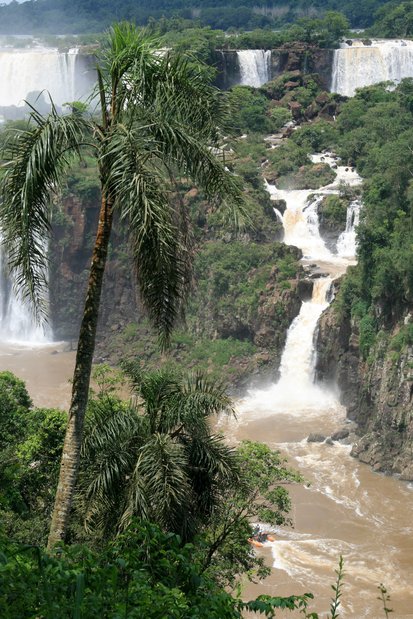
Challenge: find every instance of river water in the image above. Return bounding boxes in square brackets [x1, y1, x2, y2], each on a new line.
[222, 154, 413, 618]
[1, 154, 413, 616]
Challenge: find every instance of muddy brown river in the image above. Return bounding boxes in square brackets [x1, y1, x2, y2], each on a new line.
[2, 155, 411, 618]
[222, 399, 413, 619]
[3, 341, 413, 617]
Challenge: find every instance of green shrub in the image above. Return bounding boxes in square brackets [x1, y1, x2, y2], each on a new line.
[319, 195, 348, 227]
[269, 106, 292, 131]
[359, 314, 377, 360]
[389, 324, 413, 352]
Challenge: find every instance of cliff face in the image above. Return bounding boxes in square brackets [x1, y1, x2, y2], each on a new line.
[49, 193, 138, 342]
[215, 45, 333, 90]
[316, 294, 413, 480]
[271, 45, 333, 90]
[49, 192, 305, 386]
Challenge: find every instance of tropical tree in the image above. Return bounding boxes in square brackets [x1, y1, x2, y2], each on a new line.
[77, 365, 240, 543]
[0, 22, 244, 548]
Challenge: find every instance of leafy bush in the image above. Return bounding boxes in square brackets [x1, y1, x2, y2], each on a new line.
[0, 371, 32, 451]
[359, 314, 377, 360]
[0, 523, 241, 618]
[269, 106, 292, 130]
[227, 86, 274, 135]
[319, 195, 348, 227]
[291, 120, 338, 152]
[389, 324, 413, 352]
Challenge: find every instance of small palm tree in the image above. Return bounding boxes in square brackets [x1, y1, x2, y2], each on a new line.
[77, 365, 240, 542]
[0, 23, 244, 548]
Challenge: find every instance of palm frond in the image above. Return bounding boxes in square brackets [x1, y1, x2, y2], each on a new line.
[180, 371, 236, 421]
[118, 453, 151, 531]
[97, 23, 161, 119]
[138, 433, 194, 536]
[0, 105, 88, 316]
[183, 434, 241, 523]
[81, 395, 143, 458]
[104, 123, 191, 347]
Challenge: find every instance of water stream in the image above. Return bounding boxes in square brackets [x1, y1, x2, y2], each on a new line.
[224, 153, 413, 617]
[332, 39, 413, 97]
[0, 46, 94, 112]
[237, 50, 272, 88]
[0, 243, 51, 344]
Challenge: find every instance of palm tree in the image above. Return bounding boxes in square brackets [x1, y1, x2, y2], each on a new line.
[77, 365, 240, 543]
[0, 23, 244, 548]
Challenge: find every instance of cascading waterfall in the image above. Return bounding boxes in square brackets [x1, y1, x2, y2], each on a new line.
[239, 154, 362, 417]
[0, 45, 95, 343]
[336, 199, 361, 257]
[0, 47, 94, 110]
[331, 39, 413, 97]
[0, 246, 50, 344]
[237, 50, 271, 87]
[240, 276, 336, 415]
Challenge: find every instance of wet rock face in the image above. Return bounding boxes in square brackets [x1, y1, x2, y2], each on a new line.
[215, 46, 334, 91]
[307, 433, 326, 443]
[49, 193, 138, 341]
[316, 293, 413, 480]
[270, 46, 334, 90]
[213, 50, 241, 90]
[297, 278, 314, 302]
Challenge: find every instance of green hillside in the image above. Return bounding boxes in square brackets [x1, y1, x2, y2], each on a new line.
[0, 0, 390, 34]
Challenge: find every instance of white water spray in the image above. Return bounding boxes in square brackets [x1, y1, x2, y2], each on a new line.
[336, 200, 361, 258]
[0, 247, 50, 344]
[332, 39, 413, 97]
[0, 47, 94, 109]
[237, 50, 271, 88]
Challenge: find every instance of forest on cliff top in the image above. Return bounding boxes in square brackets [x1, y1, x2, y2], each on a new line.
[0, 0, 399, 34]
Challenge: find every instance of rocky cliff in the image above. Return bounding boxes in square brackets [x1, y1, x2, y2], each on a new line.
[49, 191, 139, 342]
[316, 288, 413, 480]
[49, 188, 306, 389]
[215, 45, 333, 91]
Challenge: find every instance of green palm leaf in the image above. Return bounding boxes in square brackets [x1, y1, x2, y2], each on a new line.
[0, 105, 88, 317]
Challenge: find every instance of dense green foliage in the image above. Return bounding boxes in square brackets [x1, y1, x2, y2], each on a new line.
[0, 372, 66, 544]
[369, 1, 413, 37]
[0, 521, 318, 618]
[159, 12, 349, 54]
[0, 0, 383, 34]
[0, 369, 310, 615]
[0, 368, 301, 582]
[313, 80, 413, 357]
[77, 366, 239, 542]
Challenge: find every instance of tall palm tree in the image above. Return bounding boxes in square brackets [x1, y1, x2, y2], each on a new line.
[0, 23, 244, 548]
[77, 365, 240, 542]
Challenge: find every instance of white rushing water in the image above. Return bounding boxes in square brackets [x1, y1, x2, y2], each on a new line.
[0, 247, 50, 344]
[336, 199, 361, 257]
[237, 50, 271, 87]
[0, 47, 93, 109]
[331, 39, 413, 97]
[240, 154, 361, 419]
[232, 152, 406, 615]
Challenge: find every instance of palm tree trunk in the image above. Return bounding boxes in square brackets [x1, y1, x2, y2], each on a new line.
[47, 191, 113, 549]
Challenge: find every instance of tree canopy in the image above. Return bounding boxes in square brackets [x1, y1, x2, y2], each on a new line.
[0, 0, 390, 34]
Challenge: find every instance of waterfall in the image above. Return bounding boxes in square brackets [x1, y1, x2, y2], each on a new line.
[237, 50, 271, 87]
[239, 153, 362, 415]
[270, 276, 333, 409]
[273, 207, 283, 223]
[336, 199, 361, 258]
[272, 190, 331, 261]
[0, 247, 50, 344]
[331, 39, 413, 97]
[239, 275, 336, 415]
[0, 47, 94, 109]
